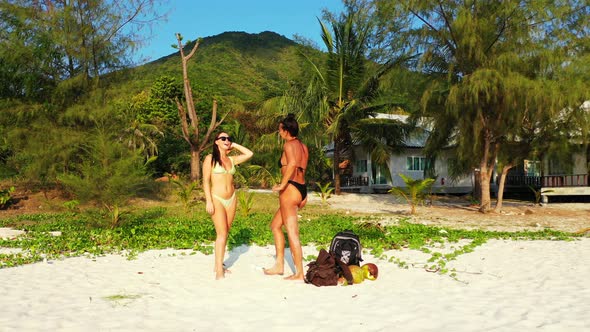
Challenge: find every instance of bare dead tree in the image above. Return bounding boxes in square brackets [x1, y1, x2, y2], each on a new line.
[175, 33, 225, 182]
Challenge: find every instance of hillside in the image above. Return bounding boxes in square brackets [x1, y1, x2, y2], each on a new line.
[107, 31, 318, 103]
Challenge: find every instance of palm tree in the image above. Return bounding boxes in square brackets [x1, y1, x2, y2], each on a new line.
[119, 119, 163, 160]
[389, 173, 435, 215]
[248, 7, 412, 192]
[301, 9, 409, 194]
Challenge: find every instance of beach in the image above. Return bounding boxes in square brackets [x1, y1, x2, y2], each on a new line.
[1, 192, 590, 331]
[1, 238, 589, 331]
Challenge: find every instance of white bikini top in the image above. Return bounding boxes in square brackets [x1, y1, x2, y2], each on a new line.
[212, 157, 235, 175]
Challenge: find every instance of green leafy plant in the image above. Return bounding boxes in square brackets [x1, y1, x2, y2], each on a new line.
[0, 186, 15, 209]
[238, 190, 255, 217]
[389, 174, 435, 214]
[103, 293, 142, 307]
[467, 195, 480, 206]
[528, 185, 554, 205]
[63, 200, 80, 212]
[245, 165, 282, 188]
[57, 126, 155, 227]
[0, 192, 578, 278]
[314, 181, 334, 205]
[171, 178, 199, 212]
[105, 204, 129, 228]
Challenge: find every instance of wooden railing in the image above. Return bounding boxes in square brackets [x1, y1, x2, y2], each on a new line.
[504, 175, 543, 188]
[542, 174, 589, 187]
[340, 175, 369, 187]
[343, 174, 589, 188]
[497, 174, 590, 188]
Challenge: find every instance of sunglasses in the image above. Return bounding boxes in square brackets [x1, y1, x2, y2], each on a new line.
[216, 136, 232, 142]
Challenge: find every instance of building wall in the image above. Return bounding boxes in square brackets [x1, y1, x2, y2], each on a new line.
[351, 146, 472, 194]
[392, 148, 472, 193]
[573, 152, 588, 174]
[542, 150, 588, 175]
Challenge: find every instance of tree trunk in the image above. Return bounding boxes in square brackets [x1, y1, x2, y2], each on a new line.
[190, 147, 200, 183]
[175, 34, 223, 183]
[473, 169, 481, 202]
[479, 164, 492, 212]
[478, 130, 498, 213]
[494, 164, 513, 212]
[333, 142, 341, 195]
[478, 156, 497, 213]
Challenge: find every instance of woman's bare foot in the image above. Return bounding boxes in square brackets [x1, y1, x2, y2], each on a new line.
[263, 265, 284, 275]
[214, 266, 231, 279]
[284, 273, 304, 281]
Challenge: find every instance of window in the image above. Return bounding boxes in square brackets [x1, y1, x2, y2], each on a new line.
[548, 158, 570, 175]
[371, 163, 389, 184]
[355, 160, 367, 173]
[406, 156, 430, 171]
[524, 160, 540, 176]
[375, 164, 388, 184]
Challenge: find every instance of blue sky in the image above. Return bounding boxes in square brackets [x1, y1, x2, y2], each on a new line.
[134, 0, 345, 64]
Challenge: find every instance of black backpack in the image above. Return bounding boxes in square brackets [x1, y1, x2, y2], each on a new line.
[329, 230, 363, 266]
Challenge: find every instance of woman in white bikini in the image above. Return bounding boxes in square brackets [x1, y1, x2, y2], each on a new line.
[203, 132, 253, 279]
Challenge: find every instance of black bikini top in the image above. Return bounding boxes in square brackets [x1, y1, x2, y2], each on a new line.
[278, 139, 306, 172]
[279, 153, 305, 172]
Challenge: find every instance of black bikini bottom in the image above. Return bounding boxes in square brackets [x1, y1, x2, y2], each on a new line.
[287, 180, 307, 200]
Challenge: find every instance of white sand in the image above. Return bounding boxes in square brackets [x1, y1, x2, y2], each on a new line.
[1, 238, 589, 331]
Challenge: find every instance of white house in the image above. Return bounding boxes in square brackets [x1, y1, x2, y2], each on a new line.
[325, 114, 473, 194]
[326, 104, 590, 199]
[503, 101, 590, 202]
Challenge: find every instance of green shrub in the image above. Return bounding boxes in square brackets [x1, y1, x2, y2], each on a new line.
[0, 186, 15, 209]
[314, 181, 334, 205]
[389, 174, 435, 214]
[238, 190, 255, 217]
[63, 200, 80, 212]
[58, 128, 155, 226]
[170, 178, 199, 212]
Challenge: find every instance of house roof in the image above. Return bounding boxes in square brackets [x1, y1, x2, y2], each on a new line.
[370, 113, 429, 148]
[325, 101, 589, 153]
[323, 113, 431, 152]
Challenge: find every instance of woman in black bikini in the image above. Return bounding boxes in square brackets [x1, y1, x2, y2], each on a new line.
[264, 113, 309, 280]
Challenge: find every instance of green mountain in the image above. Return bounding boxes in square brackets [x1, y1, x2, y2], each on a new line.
[109, 31, 315, 103]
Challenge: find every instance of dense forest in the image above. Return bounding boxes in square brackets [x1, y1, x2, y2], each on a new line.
[1, 0, 589, 214]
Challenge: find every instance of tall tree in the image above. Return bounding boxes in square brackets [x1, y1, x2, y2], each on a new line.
[0, 1, 61, 100]
[299, 4, 410, 194]
[373, 0, 590, 212]
[0, 0, 164, 101]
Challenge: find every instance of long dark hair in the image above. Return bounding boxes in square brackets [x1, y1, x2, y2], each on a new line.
[280, 113, 299, 137]
[211, 132, 224, 167]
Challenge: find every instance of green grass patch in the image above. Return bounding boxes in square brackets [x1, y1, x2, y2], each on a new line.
[103, 293, 142, 307]
[0, 198, 585, 276]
